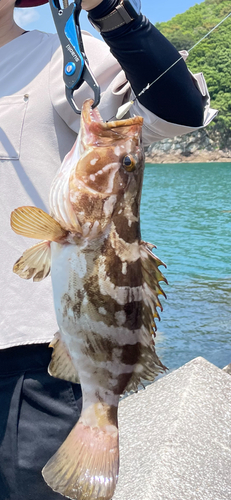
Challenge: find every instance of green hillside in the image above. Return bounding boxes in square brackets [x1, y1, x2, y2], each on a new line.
[155, 0, 231, 147]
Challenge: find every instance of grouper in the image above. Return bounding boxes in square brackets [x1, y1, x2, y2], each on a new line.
[11, 99, 167, 500]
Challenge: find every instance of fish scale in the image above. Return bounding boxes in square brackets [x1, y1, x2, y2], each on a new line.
[10, 99, 167, 500]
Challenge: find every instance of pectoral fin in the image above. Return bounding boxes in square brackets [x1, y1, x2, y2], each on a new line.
[49, 332, 80, 384]
[13, 240, 51, 281]
[11, 206, 67, 241]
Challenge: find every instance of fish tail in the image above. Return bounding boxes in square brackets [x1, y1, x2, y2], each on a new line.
[42, 403, 119, 500]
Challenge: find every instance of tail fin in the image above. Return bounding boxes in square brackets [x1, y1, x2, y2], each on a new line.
[42, 406, 119, 500]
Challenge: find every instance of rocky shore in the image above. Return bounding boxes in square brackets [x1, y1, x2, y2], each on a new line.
[145, 129, 231, 164]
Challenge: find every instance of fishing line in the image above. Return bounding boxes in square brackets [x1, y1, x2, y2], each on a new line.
[110, 10, 231, 121]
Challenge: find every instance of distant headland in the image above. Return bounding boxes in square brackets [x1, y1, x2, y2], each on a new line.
[145, 130, 231, 164]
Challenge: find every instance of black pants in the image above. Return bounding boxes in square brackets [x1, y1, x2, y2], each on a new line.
[0, 344, 82, 500]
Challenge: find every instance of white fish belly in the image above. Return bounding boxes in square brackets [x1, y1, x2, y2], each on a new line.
[50, 241, 88, 336]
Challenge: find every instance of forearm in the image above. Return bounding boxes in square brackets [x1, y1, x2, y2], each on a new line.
[88, 0, 204, 127]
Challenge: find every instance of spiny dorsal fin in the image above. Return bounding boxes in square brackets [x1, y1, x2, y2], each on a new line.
[140, 240, 168, 334]
[13, 240, 51, 281]
[11, 206, 68, 241]
[121, 241, 168, 393]
[140, 240, 168, 293]
[49, 332, 80, 384]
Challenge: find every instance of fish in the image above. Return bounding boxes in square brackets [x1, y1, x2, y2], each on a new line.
[10, 99, 167, 500]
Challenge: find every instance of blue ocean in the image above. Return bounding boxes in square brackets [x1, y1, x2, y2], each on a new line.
[141, 162, 231, 372]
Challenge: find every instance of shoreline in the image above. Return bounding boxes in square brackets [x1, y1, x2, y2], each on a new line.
[145, 150, 231, 164]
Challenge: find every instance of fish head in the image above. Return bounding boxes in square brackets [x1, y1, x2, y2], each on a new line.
[49, 99, 144, 238]
[69, 99, 144, 237]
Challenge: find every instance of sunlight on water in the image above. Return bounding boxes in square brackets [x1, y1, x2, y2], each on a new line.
[141, 163, 231, 371]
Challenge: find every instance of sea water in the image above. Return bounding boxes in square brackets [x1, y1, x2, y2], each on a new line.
[141, 162, 231, 371]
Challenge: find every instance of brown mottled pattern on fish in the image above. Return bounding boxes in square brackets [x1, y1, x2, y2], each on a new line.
[10, 99, 167, 500]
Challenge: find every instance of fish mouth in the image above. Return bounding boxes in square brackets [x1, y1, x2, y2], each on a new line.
[80, 99, 143, 146]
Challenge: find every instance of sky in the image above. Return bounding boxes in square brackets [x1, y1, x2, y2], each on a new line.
[14, 0, 205, 39]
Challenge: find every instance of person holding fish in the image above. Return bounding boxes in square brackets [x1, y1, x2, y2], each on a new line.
[0, 0, 217, 499]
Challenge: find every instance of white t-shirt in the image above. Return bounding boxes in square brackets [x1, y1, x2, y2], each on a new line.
[0, 30, 216, 349]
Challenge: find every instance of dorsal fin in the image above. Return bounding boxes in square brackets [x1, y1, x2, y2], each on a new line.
[140, 240, 168, 331]
[140, 240, 168, 288]
[122, 240, 168, 393]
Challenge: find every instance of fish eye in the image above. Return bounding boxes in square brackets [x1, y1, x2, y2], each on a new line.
[122, 155, 136, 172]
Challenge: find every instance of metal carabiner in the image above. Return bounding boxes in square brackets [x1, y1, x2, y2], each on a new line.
[49, 0, 101, 114]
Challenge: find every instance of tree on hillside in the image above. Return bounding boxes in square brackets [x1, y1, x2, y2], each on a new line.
[156, 0, 231, 147]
